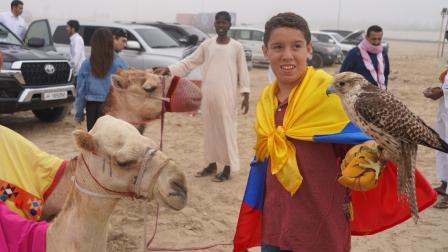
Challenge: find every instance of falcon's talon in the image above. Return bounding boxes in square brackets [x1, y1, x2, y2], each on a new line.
[358, 158, 382, 180]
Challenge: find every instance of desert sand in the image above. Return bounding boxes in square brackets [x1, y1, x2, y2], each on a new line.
[1, 40, 448, 252]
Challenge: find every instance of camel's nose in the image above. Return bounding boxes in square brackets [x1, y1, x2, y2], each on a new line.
[154, 161, 188, 210]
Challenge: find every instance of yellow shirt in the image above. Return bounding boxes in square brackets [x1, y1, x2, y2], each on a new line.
[0, 125, 64, 219]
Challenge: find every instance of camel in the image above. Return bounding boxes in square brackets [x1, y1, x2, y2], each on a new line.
[103, 69, 202, 131]
[41, 70, 200, 219]
[41, 115, 187, 251]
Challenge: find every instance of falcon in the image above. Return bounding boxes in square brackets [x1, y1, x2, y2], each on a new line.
[327, 71, 448, 222]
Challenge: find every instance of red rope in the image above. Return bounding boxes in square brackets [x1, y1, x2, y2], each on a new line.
[80, 154, 136, 198]
[146, 203, 232, 251]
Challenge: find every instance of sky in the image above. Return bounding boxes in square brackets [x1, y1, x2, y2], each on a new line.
[1, 0, 447, 38]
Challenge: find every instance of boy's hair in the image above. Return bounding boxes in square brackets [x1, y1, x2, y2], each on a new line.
[11, 0, 23, 9]
[215, 11, 231, 23]
[264, 12, 311, 46]
[67, 20, 80, 32]
[366, 25, 383, 37]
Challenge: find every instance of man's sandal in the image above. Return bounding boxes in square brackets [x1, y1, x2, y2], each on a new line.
[434, 196, 448, 209]
[195, 167, 217, 177]
[212, 171, 230, 182]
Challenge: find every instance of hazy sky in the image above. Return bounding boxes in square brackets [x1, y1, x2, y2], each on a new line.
[1, 0, 447, 31]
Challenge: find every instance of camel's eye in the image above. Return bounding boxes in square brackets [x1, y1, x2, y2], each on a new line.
[144, 85, 157, 93]
[116, 159, 137, 167]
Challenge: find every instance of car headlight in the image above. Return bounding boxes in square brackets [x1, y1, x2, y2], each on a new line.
[1, 62, 12, 70]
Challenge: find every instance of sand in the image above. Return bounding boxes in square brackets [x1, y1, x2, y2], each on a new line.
[1, 40, 448, 252]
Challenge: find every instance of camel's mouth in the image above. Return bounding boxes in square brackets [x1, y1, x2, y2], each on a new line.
[153, 162, 188, 210]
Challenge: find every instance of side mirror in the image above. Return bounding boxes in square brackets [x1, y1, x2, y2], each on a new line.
[328, 39, 336, 44]
[178, 37, 188, 46]
[126, 40, 142, 50]
[27, 37, 45, 48]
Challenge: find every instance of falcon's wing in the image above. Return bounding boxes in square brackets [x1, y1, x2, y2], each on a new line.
[354, 85, 448, 153]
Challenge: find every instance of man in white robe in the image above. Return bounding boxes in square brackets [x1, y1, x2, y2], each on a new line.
[424, 69, 448, 208]
[155, 11, 250, 182]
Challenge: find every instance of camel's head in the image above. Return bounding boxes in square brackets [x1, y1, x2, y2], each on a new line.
[103, 69, 201, 123]
[103, 69, 165, 121]
[73, 115, 187, 210]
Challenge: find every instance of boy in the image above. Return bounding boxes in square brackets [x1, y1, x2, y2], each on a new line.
[233, 12, 436, 252]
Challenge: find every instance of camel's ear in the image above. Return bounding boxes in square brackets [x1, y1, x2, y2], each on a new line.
[111, 74, 129, 89]
[73, 130, 97, 153]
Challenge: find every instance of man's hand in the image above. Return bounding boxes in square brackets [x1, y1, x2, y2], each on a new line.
[153, 67, 171, 76]
[423, 87, 443, 100]
[241, 92, 249, 115]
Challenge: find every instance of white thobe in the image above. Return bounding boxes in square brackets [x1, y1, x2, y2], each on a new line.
[169, 37, 250, 171]
[436, 74, 448, 185]
[69, 33, 86, 74]
[0, 12, 26, 39]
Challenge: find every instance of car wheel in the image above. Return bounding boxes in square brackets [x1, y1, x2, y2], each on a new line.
[32, 106, 69, 122]
[310, 53, 324, 68]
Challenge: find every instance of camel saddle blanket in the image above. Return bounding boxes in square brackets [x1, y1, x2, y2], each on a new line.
[0, 125, 67, 220]
[0, 201, 47, 252]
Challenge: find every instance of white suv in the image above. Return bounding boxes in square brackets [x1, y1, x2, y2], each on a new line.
[229, 26, 267, 67]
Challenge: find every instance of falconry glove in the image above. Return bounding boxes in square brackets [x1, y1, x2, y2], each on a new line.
[338, 142, 384, 192]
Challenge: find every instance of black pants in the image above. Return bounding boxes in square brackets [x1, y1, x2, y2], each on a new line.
[86, 101, 104, 131]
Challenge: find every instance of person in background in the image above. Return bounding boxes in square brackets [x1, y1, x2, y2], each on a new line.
[155, 11, 250, 182]
[340, 25, 390, 90]
[424, 68, 448, 208]
[112, 28, 128, 53]
[74, 28, 128, 131]
[0, 0, 27, 39]
[66, 20, 85, 76]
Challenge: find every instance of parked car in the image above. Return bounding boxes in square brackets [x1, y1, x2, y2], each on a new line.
[315, 30, 389, 58]
[0, 19, 75, 122]
[308, 35, 343, 68]
[138, 22, 253, 70]
[229, 26, 266, 67]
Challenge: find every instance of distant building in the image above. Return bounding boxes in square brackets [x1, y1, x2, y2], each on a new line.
[176, 12, 236, 33]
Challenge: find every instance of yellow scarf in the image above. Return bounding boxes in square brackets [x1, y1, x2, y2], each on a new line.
[255, 67, 351, 195]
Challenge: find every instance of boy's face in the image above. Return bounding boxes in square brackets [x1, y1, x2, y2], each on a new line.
[214, 17, 231, 37]
[263, 27, 311, 87]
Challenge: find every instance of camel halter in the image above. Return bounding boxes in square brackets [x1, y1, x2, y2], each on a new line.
[74, 147, 170, 200]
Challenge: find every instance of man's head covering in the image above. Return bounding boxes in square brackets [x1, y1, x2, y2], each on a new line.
[112, 28, 128, 38]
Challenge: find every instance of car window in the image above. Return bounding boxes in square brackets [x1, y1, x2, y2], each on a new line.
[180, 25, 209, 41]
[251, 31, 263, 42]
[53, 25, 70, 44]
[81, 26, 101, 47]
[162, 27, 187, 42]
[228, 29, 236, 39]
[237, 30, 251, 40]
[0, 23, 22, 45]
[25, 20, 52, 46]
[331, 33, 344, 42]
[135, 28, 179, 48]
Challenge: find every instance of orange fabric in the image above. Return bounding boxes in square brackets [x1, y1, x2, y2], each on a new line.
[351, 161, 437, 235]
[338, 143, 381, 192]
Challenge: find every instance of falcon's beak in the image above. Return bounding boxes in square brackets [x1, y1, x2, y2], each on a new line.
[326, 85, 335, 96]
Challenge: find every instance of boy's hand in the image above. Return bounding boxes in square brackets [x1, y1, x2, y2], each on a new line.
[241, 93, 249, 114]
[153, 67, 171, 76]
[423, 87, 443, 100]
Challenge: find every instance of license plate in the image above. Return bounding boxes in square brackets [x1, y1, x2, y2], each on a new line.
[43, 91, 67, 101]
